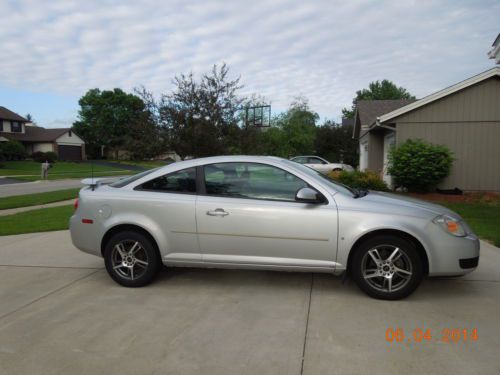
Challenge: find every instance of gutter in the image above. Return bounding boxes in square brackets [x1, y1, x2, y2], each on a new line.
[374, 117, 395, 131]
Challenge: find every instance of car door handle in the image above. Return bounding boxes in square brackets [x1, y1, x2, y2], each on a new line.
[206, 208, 229, 217]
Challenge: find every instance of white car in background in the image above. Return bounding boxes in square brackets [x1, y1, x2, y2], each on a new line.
[290, 156, 354, 174]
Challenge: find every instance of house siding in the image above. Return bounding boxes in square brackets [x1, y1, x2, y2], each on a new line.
[392, 77, 500, 191]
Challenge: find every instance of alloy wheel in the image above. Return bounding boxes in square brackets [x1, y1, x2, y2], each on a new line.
[111, 240, 149, 281]
[361, 245, 413, 293]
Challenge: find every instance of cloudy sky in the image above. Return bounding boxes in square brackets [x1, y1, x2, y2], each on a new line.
[0, 0, 498, 128]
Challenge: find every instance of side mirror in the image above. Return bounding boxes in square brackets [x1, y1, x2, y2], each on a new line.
[295, 187, 323, 204]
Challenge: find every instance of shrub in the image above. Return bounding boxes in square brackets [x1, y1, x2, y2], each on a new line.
[328, 170, 389, 191]
[0, 140, 27, 161]
[389, 139, 453, 192]
[44, 151, 58, 163]
[32, 151, 58, 163]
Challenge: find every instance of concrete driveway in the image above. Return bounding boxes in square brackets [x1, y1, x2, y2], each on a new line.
[0, 231, 499, 375]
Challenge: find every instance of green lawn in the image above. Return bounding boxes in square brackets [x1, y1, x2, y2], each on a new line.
[0, 205, 73, 236]
[439, 202, 500, 247]
[0, 188, 80, 210]
[111, 160, 168, 169]
[0, 161, 132, 180]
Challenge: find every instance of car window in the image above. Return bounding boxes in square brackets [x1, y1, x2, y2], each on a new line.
[308, 157, 326, 165]
[282, 160, 356, 197]
[109, 167, 161, 188]
[204, 162, 308, 201]
[291, 157, 308, 164]
[139, 167, 196, 193]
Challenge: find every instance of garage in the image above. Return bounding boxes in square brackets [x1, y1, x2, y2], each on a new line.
[58, 145, 82, 160]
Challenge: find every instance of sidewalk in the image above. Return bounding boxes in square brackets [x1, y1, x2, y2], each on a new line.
[0, 199, 74, 216]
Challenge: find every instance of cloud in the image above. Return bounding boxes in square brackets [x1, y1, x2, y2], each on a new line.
[0, 0, 499, 124]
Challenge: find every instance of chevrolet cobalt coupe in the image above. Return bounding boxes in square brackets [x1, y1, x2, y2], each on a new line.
[70, 156, 479, 300]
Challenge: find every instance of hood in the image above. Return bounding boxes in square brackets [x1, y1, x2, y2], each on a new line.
[361, 191, 460, 219]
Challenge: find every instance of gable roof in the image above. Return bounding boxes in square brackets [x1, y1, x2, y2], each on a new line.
[356, 99, 416, 126]
[0, 106, 28, 122]
[378, 67, 500, 124]
[352, 99, 415, 138]
[2, 127, 71, 142]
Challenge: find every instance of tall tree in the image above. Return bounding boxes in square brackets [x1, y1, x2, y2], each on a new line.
[260, 97, 318, 158]
[342, 80, 415, 118]
[159, 63, 244, 159]
[315, 120, 358, 167]
[73, 88, 151, 159]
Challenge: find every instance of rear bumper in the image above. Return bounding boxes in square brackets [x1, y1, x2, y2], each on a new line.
[69, 214, 102, 257]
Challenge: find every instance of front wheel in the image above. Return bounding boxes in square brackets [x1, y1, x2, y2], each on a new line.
[351, 235, 423, 300]
[104, 231, 161, 287]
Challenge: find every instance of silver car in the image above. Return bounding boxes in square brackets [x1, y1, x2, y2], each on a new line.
[70, 155, 479, 300]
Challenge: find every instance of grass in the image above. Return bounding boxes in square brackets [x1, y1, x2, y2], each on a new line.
[0, 188, 80, 210]
[438, 201, 500, 247]
[0, 160, 133, 180]
[111, 160, 168, 169]
[0, 205, 73, 236]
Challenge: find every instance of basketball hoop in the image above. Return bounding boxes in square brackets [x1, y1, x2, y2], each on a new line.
[244, 105, 271, 128]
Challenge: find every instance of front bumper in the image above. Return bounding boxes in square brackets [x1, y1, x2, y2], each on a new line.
[426, 227, 480, 276]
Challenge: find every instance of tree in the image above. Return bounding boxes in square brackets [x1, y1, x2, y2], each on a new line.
[25, 113, 37, 125]
[159, 63, 244, 159]
[73, 88, 152, 159]
[315, 120, 358, 167]
[256, 97, 319, 158]
[342, 80, 415, 118]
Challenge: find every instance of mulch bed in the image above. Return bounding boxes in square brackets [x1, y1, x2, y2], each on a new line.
[407, 191, 500, 203]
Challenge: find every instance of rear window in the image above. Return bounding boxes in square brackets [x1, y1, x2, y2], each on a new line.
[109, 168, 161, 188]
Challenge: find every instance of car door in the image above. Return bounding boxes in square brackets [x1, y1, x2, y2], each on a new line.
[135, 167, 201, 262]
[196, 162, 338, 268]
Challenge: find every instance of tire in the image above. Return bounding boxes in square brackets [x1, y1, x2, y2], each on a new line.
[351, 235, 423, 300]
[104, 231, 162, 287]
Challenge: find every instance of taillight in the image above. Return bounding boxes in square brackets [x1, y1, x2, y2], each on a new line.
[74, 198, 79, 211]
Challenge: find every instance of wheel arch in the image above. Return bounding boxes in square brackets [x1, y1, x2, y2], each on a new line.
[346, 229, 429, 276]
[101, 224, 160, 257]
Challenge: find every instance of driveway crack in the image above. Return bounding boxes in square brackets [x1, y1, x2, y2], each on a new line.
[300, 273, 313, 375]
[0, 269, 102, 321]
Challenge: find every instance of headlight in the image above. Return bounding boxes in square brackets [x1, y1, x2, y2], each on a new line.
[432, 215, 467, 237]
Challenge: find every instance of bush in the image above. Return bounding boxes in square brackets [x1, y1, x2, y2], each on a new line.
[32, 151, 58, 163]
[389, 139, 453, 192]
[0, 140, 27, 161]
[328, 170, 389, 191]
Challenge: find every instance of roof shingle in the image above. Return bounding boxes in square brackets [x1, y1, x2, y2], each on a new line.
[356, 99, 415, 126]
[1, 126, 71, 142]
[0, 106, 28, 122]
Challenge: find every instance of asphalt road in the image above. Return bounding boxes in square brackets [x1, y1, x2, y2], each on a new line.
[0, 231, 499, 375]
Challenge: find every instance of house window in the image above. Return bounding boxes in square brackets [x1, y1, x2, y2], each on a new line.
[68, 130, 72, 137]
[11, 121, 22, 132]
[0, 120, 3, 132]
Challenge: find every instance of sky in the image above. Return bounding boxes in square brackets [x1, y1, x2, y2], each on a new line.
[0, 0, 498, 128]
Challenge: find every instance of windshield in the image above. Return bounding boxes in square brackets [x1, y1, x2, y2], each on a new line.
[109, 167, 161, 188]
[283, 160, 356, 197]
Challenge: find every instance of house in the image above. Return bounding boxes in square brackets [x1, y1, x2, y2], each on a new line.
[488, 33, 500, 64]
[0, 106, 85, 160]
[353, 67, 500, 191]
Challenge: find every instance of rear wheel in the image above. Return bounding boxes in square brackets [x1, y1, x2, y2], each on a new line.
[104, 231, 161, 287]
[351, 235, 423, 300]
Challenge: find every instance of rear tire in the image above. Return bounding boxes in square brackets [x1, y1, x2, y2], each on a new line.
[351, 235, 423, 300]
[104, 231, 161, 287]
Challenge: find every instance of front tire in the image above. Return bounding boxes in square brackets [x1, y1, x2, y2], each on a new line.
[351, 235, 423, 300]
[104, 231, 161, 287]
